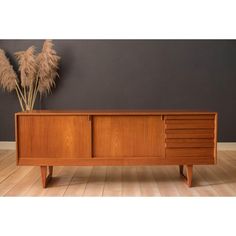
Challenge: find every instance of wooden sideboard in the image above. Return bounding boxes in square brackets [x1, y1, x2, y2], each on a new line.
[15, 110, 217, 188]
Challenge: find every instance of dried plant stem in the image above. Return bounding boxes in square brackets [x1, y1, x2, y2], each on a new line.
[31, 75, 39, 110]
[15, 80, 35, 111]
[31, 88, 38, 110]
[15, 81, 27, 105]
[15, 88, 25, 111]
[23, 83, 27, 103]
[28, 81, 34, 109]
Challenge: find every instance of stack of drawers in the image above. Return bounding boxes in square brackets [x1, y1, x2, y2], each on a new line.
[164, 115, 216, 162]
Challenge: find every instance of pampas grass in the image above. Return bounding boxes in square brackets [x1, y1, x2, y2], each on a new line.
[0, 49, 17, 92]
[0, 49, 25, 110]
[37, 40, 60, 95]
[0, 40, 60, 111]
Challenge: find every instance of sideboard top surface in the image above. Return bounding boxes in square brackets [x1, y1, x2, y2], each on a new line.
[15, 109, 217, 116]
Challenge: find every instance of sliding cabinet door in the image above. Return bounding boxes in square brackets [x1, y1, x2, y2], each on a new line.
[93, 115, 165, 158]
[17, 115, 92, 159]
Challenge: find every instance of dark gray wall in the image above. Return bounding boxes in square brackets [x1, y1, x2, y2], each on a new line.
[0, 40, 236, 141]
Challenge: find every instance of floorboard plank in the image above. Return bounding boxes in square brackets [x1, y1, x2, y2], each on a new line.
[64, 166, 93, 196]
[0, 152, 15, 171]
[0, 162, 18, 184]
[103, 166, 122, 196]
[0, 166, 33, 196]
[193, 167, 219, 196]
[122, 166, 141, 196]
[0, 150, 12, 162]
[136, 166, 161, 196]
[4, 167, 40, 196]
[151, 166, 179, 196]
[83, 166, 107, 196]
[195, 165, 235, 196]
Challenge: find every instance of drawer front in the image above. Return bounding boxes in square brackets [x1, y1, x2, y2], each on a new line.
[166, 129, 214, 139]
[165, 114, 216, 160]
[166, 138, 214, 148]
[165, 119, 215, 129]
[164, 115, 215, 120]
[166, 148, 214, 157]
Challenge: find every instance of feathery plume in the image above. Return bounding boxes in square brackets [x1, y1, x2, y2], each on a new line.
[0, 40, 60, 111]
[37, 40, 60, 95]
[15, 46, 37, 87]
[0, 49, 17, 92]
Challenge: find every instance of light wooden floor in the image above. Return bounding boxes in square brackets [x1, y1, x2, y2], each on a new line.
[0, 150, 236, 196]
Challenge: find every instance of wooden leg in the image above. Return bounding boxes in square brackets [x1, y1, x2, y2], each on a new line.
[179, 165, 193, 187]
[40, 166, 47, 188]
[179, 165, 184, 176]
[40, 166, 53, 188]
[186, 165, 193, 187]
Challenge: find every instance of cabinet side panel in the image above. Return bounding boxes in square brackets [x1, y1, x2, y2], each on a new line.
[18, 115, 91, 159]
[214, 113, 218, 163]
[15, 114, 19, 165]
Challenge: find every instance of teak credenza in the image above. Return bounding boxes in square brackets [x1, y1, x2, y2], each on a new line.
[15, 110, 217, 188]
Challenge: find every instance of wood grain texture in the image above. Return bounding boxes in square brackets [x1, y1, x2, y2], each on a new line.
[165, 129, 215, 139]
[64, 167, 93, 196]
[165, 119, 215, 129]
[186, 165, 193, 187]
[165, 115, 215, 120]
[0, 165, 34, 196]
[17, 115, 91, 159]
[103, 166, 122, 196]
[166, 148, 214, 158]
[40, 166, 47, 188]
[93, 115, 164, 158]
[122, 166, 141, 196]
[15, 111, 217, 188]
[83, 166, 107, 196]
[39, 166, 77, 196]
[165, 166, 199, 196]
[136, 166, 161, 196]
[0, 150, 236, 196]
[150, 166, 180, 196]
[0, 151, 16, 183]
[40, 166, 53, 188]
[166, 138, 214, 148]
[164, 114, 216, 164]
[195, 165, 235, 196]
[4, 167, 40, 196]
[23, 166, 64, 196]
[17, 157, 215, 166]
